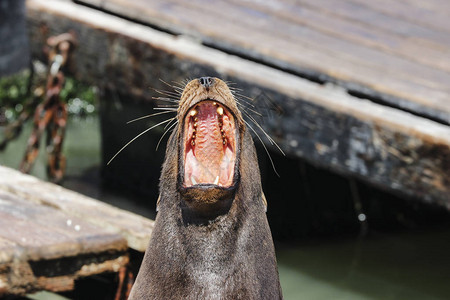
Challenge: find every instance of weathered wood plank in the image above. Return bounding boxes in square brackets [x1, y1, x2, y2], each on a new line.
[25, 0, 450, 208]
[101, 0, 450, 89]
[0, 170, 133, 295]
[0, 167, 154, 252]
[295, 0, 450, 47]
[349, 0, 450, 34]
[77, 0, 450, 124]
[0, 190, 126, 260]
[401, 0, 450, 14]
[0, 166, 155, 295]
[227, 0, 450, 72]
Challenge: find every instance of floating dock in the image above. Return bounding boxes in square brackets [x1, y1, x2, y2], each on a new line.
[26, 0, 450, 208]
[0, 166, 153, 296]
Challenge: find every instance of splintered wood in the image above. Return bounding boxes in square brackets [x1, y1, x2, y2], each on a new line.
[0, 166, 154, 296]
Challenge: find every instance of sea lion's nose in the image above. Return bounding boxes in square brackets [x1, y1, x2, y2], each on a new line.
[199, 77, 214, 88]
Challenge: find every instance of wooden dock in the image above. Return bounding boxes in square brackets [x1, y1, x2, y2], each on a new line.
[78, 0, 450, 124]
[0, 166, 154, 296]
[25, 0, 450, 208]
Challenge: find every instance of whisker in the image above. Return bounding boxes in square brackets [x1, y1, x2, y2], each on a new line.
[233, 94, 257, 109]
[153, 89, 181, 98]
[171, 81, 187, 90]
[244, 120, 280, 177]
[160, 79, 185, 93]
[153, 107, 178, 111]
[152, 97, 180, 103]
[244, 111, 285, 156]
[232, 91, 254, 99]
[156, 120, 178, 151]
[126, 110, 175, 124]
[235, 99, 256, 110]
[163, 116, 177, 130]
[224, 80, 239, 87]
[180, 78, 191, 86]
[238, 102, 262, 117]
[227, 84, 244, 92]
[107, 118, 175, 165]
[172, 87, 185, 94]
[157, 104, 179, 108]
[234, 92, 257, 103]
[159, 79, 183, 93]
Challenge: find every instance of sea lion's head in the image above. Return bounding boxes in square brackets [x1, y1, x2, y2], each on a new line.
[175, 77, 245, 218]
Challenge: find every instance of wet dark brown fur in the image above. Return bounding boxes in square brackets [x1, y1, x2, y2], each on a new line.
[129, 78, 282, 299]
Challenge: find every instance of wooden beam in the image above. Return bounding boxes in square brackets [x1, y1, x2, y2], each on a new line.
[0, 167, 154, 253]
[77, 0, 450, 124]
[26, 0, 450, 208]
[0, 166, 154, 295]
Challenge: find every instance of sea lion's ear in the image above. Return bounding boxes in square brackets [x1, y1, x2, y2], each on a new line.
[156, 194, 161, 212]
[262, 191, 267, 212]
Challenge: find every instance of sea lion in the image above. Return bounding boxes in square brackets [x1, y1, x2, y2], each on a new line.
[129, 77, 282, 299]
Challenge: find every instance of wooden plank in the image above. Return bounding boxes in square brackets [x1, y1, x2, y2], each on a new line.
[228, 0, 450, 72]
[0, 175, 133, 295]
[77, 0, 450, 123]
[0, 167, 154, 252]
[98, 0, 450, 90]
[294, 0, 450, 47]
[349, 0, 450, 34]
[401, 0, 450, 14]
[0, 164, 155, 295]
[25, 0, 450, 208]
[185, 0, 450, 88]
[0, 190, 126, 260]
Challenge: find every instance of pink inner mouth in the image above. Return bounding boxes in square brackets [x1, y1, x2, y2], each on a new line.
[183, 101, 236, 187]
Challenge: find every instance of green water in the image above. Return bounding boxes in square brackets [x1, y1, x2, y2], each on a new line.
[277, 231, 450, 299]
[1, 117, 450, 300]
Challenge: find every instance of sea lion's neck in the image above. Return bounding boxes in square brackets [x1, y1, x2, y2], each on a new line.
[155, 128, 268, 262]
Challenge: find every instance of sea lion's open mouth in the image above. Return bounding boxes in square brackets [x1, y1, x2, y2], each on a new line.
[183, 100, 237, 188]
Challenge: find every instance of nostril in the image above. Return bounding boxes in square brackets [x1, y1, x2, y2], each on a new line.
[199, 77, 214, 88]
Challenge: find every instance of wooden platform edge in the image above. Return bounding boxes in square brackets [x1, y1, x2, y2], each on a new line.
[77, 0, 450, 125]
[0, 166, 152, 296]
[26, 0, 450, 208]
[0, 166, 154, 252]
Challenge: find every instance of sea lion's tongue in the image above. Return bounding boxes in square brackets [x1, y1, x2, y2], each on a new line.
[193, 102, 223, 182]
[184, 101, 235, 187]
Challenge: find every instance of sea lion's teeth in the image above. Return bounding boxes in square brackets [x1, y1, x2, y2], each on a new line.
[214, 176, 219, 185]
[217, 106, 223, 115]
[191, 175, 197, 185]
[190, 109, 197, 117]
